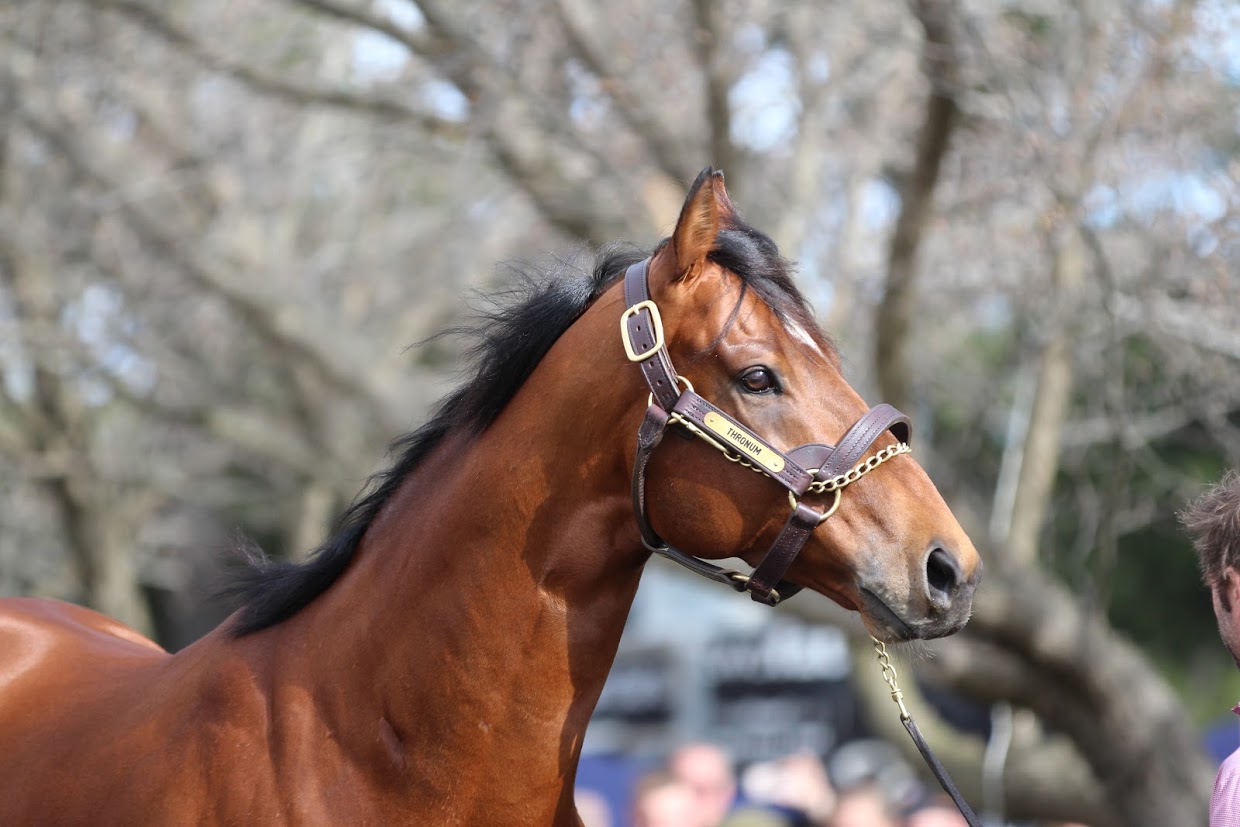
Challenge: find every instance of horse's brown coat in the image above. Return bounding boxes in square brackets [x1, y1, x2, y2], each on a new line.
[0, 171, 979, 824]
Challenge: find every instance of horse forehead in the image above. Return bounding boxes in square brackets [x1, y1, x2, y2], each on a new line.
[727, 293, 832, 368]
[783, 317, 830, 360]
[677, 266, 830, 363]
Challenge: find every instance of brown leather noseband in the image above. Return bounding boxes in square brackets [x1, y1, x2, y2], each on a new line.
[622, 259, 913, 606]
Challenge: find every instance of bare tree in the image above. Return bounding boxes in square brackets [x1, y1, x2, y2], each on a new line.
[2, 0, 1237, 822]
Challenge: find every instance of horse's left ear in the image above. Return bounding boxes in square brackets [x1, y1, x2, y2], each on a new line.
[670, 167, 737, 281]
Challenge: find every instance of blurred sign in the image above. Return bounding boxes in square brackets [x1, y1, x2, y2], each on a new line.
[593, 646, 675, 724]
[705, 624, 859, 764]
[591, 623, 864, 764]
[703, 623, 851, 683]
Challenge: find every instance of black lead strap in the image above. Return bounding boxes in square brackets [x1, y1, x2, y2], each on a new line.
[903, 716, 983, 827]
[873, 638, 982, 826]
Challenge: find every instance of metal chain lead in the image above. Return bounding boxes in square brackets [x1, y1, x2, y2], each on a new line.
[872, 637, 912, 722]
[873, 638, 983, 827]
[809, 443, 913, 494]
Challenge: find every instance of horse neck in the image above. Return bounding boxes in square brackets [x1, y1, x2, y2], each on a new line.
[256, 308, 649, 813]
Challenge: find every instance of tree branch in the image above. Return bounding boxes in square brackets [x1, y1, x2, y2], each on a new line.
[691, 0, 739, 178]
[552, 0, 695, 184]
[13, 97, 411, 435]
[86, 0, 466, 137]
[874, 0, 960, 411]
[292, 0, 649, 243]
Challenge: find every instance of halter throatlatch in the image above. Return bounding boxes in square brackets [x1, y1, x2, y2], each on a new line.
[623, 259, 913, 605]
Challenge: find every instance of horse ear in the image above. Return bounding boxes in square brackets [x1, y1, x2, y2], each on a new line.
[670, 167, 736, 280]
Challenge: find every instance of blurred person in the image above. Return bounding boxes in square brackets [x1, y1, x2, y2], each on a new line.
[668, 742, 738, 827]
[903, 796, 968, 827]
[827, 781, 900, 827]
[1183, 470, 1240, 825]
[722, 808, 792, 827]
[826, 739, 918, 810]
[631, 770, 696, 827]
[740, 752, 836, 825]
[575, 787, 613, 827]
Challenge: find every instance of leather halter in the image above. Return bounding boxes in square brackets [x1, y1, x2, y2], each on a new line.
[623, 259, 912, 605]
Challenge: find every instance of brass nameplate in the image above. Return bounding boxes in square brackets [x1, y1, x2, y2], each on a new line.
[703, 412, 785, 473]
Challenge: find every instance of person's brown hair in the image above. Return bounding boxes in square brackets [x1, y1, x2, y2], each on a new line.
[1181, 471, 1240, 610]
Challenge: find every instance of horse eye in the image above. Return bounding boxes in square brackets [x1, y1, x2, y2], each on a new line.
[739, 367, 779, 394]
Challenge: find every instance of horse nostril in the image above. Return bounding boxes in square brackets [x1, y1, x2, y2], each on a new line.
[925, 547, 962, 609]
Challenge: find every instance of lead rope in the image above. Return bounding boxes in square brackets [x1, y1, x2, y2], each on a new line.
[872, 638, 983, 827]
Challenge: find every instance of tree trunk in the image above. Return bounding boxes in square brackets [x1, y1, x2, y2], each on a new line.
[874, 0, 959, 413]
[1004, 219, 1085, 568]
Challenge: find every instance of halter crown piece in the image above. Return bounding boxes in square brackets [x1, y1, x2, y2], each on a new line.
[622, 259, 913, 605]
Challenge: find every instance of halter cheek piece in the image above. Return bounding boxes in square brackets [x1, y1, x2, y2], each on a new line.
[623, 259, 913, 606]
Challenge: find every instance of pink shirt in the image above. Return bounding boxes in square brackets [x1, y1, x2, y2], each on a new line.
[1212, 705, 1240, 826]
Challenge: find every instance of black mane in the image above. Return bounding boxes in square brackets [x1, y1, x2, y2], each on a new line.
[226, 222, 823, 635]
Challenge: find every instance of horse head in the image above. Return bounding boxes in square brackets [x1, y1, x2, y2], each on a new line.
[626, 169, 981, 641]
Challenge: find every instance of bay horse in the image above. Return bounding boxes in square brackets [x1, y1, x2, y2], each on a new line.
[0, 169, 980, 825]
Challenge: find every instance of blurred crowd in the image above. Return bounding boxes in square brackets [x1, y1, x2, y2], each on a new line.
[575, 741, 975, 827]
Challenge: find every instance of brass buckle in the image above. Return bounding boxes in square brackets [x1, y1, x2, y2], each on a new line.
[620, 300, 665, 362]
